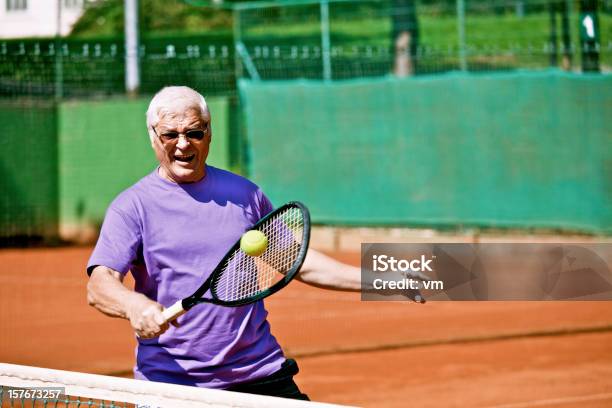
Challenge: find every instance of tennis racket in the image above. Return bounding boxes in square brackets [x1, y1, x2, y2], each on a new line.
[162, 201, 311, 323]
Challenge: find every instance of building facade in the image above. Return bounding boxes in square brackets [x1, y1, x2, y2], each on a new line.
[0, 0, 85, 39]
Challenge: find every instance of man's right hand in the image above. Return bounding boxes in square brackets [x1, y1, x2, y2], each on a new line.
[125, 295, 170, 339]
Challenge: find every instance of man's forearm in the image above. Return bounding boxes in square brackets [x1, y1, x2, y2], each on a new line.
[87, 266, 140, 319]
[297, 249, 362, 291]
[87, 266, 171, 338]
[297, 249, 421, 296]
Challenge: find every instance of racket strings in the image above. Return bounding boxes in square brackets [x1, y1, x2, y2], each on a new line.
[213, 207, 305, 302]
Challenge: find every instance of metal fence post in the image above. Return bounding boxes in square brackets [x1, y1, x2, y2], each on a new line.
[457, 0, 467, 71]
[125, 0, 140, 96]
[54, 0, 63, 101]
[233, 5, 244, 80]
[320, 0, 332, 81]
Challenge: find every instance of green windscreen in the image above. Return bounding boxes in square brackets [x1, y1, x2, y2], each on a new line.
[0, 99, 59, 243]
[240, 71, 611, 234]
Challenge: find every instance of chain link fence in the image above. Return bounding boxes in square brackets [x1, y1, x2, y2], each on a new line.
[234, 0, 611, 80]
[1, 0, 609, 98]
[0, 36, 234, 98]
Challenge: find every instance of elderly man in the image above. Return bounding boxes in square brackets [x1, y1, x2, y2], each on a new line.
[87, 86, 421, 400]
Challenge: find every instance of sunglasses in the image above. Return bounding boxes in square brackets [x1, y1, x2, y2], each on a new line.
[153, 126, 208, 144]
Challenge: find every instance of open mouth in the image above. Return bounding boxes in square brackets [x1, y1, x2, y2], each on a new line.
[174, 154, 195, 163]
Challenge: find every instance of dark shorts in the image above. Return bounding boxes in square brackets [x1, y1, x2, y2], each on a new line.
[227, 359, 310, 401]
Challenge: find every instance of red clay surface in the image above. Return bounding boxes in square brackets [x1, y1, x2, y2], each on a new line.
[1, 246, 611, 407]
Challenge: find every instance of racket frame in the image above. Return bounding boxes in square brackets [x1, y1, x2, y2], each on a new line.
[164, 201, 310, 321]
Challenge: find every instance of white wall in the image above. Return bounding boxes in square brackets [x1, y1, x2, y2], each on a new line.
[0, 0, 85, 39]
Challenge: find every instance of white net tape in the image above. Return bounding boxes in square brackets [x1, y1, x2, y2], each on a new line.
[0, 363, 352, 408]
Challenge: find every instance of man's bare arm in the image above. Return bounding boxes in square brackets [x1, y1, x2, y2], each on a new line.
[297, 249, 393, 291]
[296, 249, 425, 302]
[87, 266, 170, 338]
[296, 249, 362, 291]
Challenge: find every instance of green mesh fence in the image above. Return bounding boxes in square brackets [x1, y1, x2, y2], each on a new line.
[57, 98, 157, 240]
[0, 100, 59, 244]
[0, 36, 235, 98]
[0, 96, 230, 243]
[240, 70, 612, 234]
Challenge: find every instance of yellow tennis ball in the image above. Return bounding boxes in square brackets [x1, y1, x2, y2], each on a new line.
[240, 230, 268, 257]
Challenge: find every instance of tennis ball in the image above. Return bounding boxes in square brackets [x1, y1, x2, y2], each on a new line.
[240, 230, 268, 257]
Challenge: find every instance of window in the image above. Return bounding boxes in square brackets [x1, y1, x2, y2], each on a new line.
[6, 0, 27, 11]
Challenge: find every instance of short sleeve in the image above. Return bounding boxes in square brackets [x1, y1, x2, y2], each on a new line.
[87, 206, 142, 277]
[258, 191, 274, 219]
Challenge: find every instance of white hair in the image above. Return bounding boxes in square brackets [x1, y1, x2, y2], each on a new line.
[146, 86, 209, 140]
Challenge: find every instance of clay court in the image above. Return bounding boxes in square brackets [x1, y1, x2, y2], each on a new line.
[1, 245, 611, 407]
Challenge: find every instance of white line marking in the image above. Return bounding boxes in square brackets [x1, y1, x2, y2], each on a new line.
[484, 392, 612, 408]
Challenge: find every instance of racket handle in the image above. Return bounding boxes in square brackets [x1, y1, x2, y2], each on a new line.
[162, 300, 186, 323]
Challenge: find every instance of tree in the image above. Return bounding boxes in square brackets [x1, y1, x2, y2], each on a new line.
[70, 0, 232, 37]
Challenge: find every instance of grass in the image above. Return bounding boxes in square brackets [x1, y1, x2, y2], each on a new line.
[241, 10, 611, 70]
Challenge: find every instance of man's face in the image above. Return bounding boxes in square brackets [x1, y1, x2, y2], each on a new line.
[152, 107, 211, 183]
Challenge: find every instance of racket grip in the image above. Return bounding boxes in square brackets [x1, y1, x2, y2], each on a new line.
[162, 300, 186, 323]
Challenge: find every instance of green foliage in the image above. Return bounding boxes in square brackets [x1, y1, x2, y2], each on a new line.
[70, 0, 233, 37]
[141, 0, 232, 34]
[70, 0, 125, 37]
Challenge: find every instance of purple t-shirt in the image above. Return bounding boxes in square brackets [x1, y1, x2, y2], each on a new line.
[87, 165, 285, 389]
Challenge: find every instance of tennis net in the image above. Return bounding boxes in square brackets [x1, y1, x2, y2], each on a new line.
[0, 363, 353, 408]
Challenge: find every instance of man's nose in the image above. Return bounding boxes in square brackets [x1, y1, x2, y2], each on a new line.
[176, 134, 190, 149]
